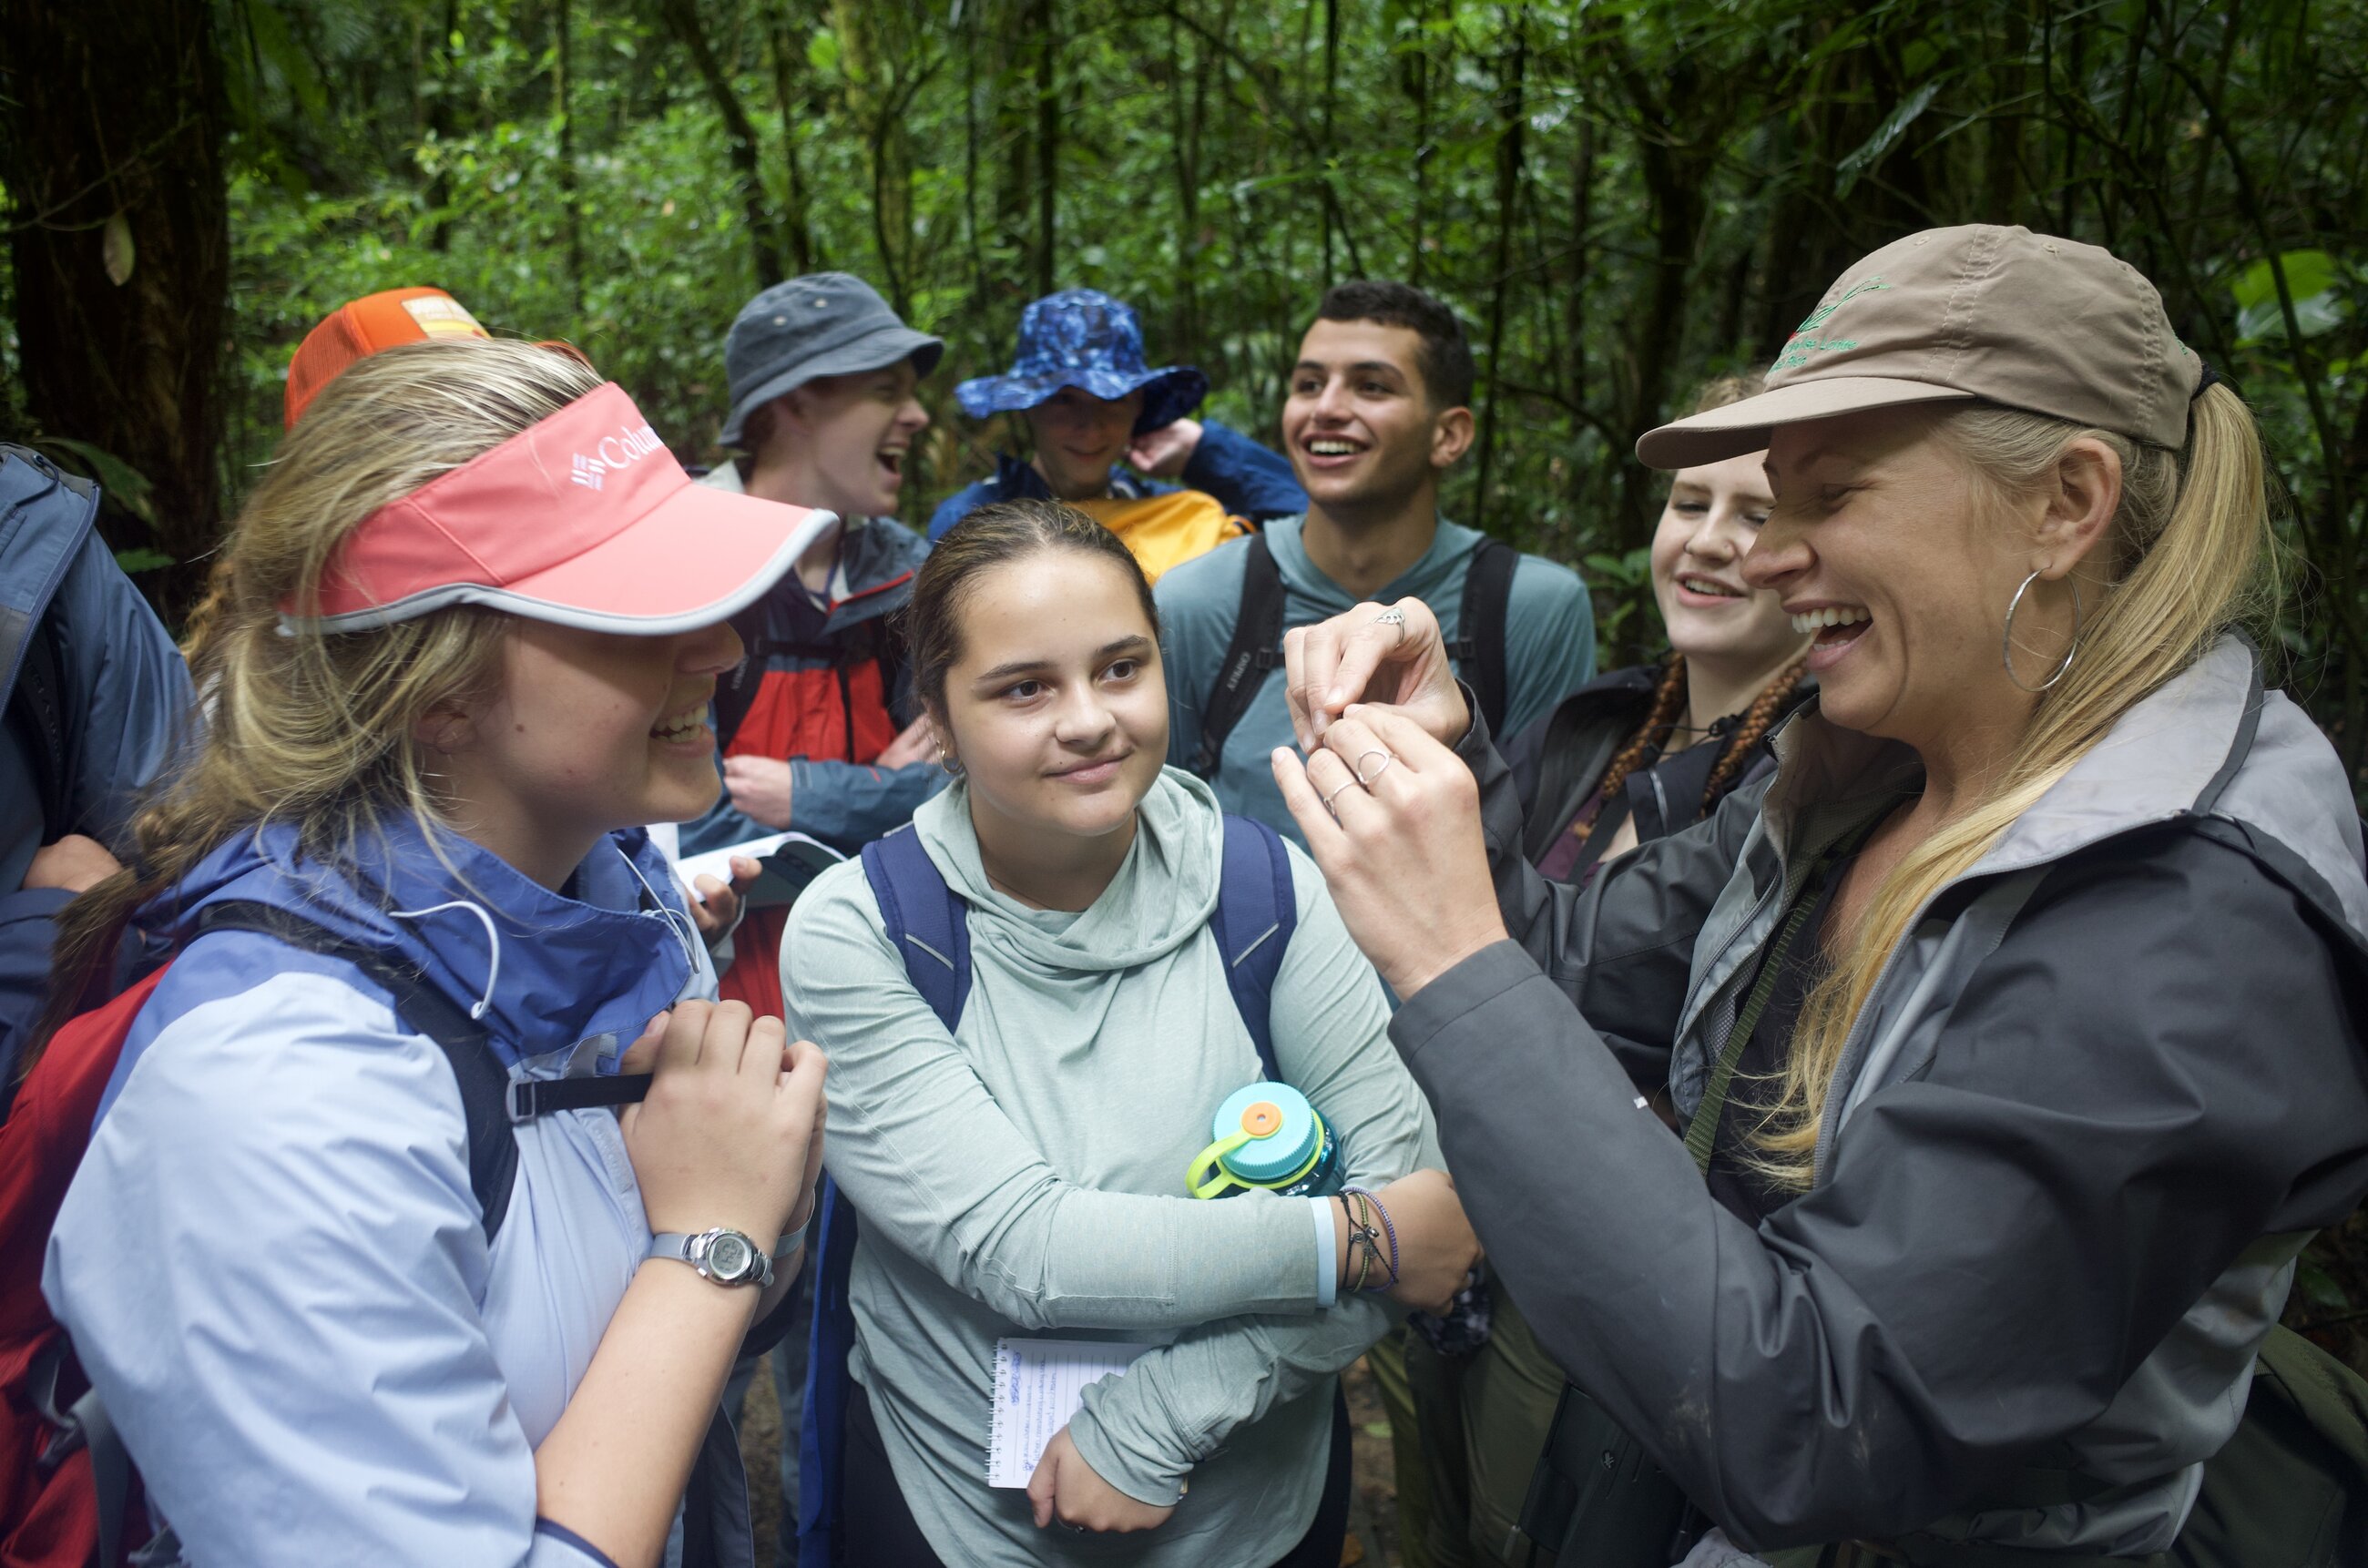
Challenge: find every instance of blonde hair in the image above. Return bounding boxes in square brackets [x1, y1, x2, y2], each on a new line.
[31, 338, 606, 1061]
[1754, 382, 2275, 1185]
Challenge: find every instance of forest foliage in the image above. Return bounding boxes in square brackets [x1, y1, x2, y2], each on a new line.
[7, 0, 2368, 1353]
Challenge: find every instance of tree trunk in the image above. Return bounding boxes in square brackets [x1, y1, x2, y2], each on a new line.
[1613, 46, 1708, 554]
[556, 0, 583, 313]
[1474, 5, 1528, 530]
[427, 0, 460, 252]
[994, 0, 1034, 290]
[0, 0, 229, 618]
[1034, 0, 1059, 296]
[1320, 0, 1339, 288]
[763, 6, 819, 275]
[659, 0, 786, 290]
[1982, 0, 2030, 227]
[1404, 0, 1431, 282]
[1165, 5, 1206, 362]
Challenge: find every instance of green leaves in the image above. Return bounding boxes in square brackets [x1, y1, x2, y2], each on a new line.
[101, 214, 135, 288]
[1833, 79, 1940, 198]
[2231, 249, 2351, 343]
[30, 438, 156, 527]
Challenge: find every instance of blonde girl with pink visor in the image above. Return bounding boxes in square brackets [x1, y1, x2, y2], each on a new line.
[31, 340, 830, 1568]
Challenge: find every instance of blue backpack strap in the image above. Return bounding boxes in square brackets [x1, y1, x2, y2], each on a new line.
[1211, 814, 1297, 1082]
[800, 827, 972, 1566]
[860, 824, 971, 1033]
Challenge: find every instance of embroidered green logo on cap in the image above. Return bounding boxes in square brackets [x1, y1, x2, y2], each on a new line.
[1775, 278, 1889, 371]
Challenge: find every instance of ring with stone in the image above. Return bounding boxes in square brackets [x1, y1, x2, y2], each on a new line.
[1353, 748, 1396, 788]
[1372, 607, 1407, 630]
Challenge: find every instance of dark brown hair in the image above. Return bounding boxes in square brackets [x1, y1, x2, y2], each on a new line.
[903, 498, 1159, 714]
[1314, 280, 1475, 410]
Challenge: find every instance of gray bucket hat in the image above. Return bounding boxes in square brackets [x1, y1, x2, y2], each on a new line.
[1637, 225, 2202, 470]
[720, 273, 944, 448]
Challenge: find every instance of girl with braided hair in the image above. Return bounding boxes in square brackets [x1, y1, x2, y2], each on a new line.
[1506, 379, 1812, 889]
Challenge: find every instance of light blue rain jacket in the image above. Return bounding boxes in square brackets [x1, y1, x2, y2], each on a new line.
[44, 817, 720, 1567]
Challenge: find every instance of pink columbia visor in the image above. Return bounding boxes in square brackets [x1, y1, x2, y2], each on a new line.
[285, 382, 835, 635]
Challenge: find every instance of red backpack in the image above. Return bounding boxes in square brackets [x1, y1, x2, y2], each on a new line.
[0, 899, 598, 1567]
[0, 962, 168, 1568]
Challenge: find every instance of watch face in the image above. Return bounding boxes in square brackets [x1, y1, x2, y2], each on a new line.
[707, 1232, 753, 1281]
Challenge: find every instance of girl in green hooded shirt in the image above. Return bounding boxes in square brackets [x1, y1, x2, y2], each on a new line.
[781, 500, 1481, 1567]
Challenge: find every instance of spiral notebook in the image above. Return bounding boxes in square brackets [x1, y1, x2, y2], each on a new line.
[985, 1338, 1155, 1488]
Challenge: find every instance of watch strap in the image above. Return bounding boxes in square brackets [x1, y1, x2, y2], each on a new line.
[648, 1227, 775, 1288]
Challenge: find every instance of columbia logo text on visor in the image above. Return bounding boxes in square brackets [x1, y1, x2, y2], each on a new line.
[570, 422, 666, 492]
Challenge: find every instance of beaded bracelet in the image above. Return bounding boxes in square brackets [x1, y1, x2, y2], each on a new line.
[1339, 1186, 1401, 1291]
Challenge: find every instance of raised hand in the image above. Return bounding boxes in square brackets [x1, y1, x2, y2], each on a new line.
[1281, 597, 1469, 749]
[875, 715, 939, 770]
[1124, 416, 1205, 479]
[684, 854, 760, 952]
[617, 1000, 826, 1253]
[1271, 705, 1506, 1000]
[25, 832, 123, 893]
[1365, 1169, 1484, 1314]
[722, 755, 794, 830]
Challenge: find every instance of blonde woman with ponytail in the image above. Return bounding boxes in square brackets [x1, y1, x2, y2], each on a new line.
[1268, 228, 2368, 1566]
[27, 340, 832, 1568]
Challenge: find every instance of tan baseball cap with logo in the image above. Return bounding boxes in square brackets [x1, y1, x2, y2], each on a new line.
[1637, 224, 2203, 470]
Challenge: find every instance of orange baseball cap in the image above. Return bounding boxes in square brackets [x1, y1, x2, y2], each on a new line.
[285, 287, 491, 428]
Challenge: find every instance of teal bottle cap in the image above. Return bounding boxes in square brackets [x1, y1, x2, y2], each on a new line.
[1210, 1083, 1321, 1183]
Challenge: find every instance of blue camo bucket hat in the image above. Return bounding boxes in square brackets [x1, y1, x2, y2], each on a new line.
[955, 289, 1209, 434]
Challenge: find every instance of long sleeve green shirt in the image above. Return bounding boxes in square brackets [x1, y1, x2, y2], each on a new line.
[781, 769, 1436, 1566]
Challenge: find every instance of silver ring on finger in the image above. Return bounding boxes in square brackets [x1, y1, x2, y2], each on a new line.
[1373, 606, 1407, 633]
[1322, 778, 1363, 817]
[1353, 748, 1396, 788]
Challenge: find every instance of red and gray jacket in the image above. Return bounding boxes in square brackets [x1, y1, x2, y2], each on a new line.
[679, 500, 942, 1016]
[679, 511, 938, 860]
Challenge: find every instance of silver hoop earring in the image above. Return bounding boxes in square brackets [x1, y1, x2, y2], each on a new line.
[2002, 570, 2085, 694]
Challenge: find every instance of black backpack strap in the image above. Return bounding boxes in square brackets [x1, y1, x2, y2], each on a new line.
[193, 901, 522, 1241]
[5, 611, 73, 840]
[1190, 535, 1287, 779]
[1446, 539, 1517, 736]
[190, 901, 657, 1237]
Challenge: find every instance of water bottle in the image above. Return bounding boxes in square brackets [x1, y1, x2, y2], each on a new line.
[1186, 1083, 1344, 1199]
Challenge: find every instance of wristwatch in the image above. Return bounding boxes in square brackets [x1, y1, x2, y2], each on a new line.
[648, 1227, 775, 1288]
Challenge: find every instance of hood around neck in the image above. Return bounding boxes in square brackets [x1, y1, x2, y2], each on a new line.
[140, 815, 698, 1066]
[912, 765, 1224, 975]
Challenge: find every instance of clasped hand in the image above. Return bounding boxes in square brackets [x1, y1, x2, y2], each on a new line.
[1268, 599, 1508, 1001]
[617, 1001, 827, 1252]
[1028, 1425, 1176, 1534]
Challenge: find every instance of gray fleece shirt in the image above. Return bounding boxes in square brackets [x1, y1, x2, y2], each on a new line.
[781, 768, 1437, 1567]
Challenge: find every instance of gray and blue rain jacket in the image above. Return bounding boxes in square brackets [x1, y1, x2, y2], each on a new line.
[1393, 636, 2368, 1558]
[43, 817, 731, 1567]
